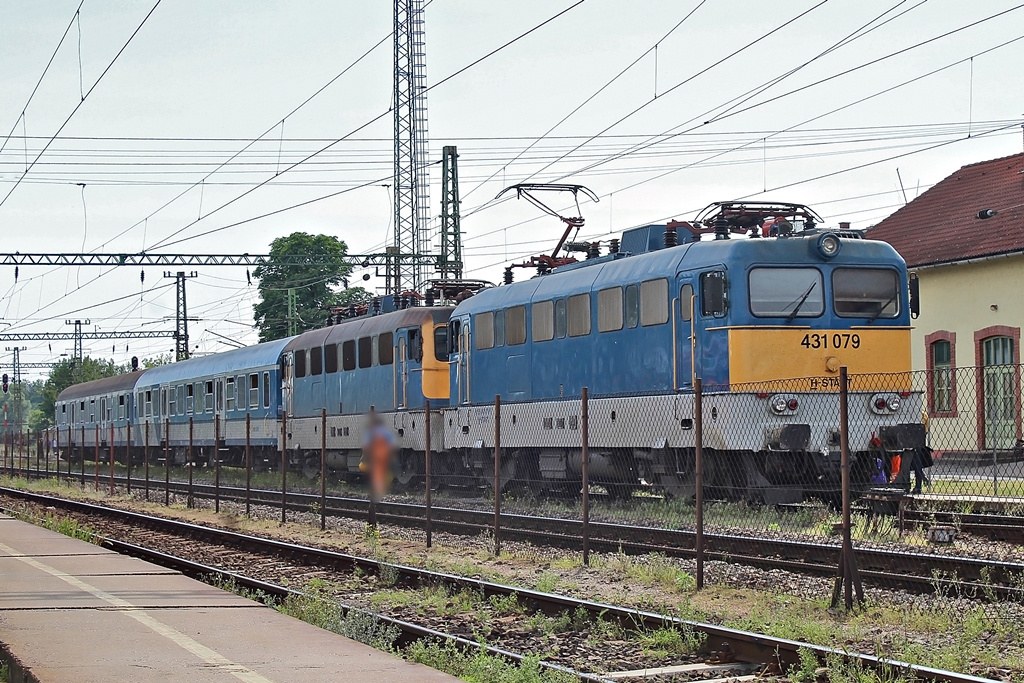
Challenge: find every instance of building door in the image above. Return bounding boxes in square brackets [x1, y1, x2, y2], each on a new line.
[982, 336, 1016, 450]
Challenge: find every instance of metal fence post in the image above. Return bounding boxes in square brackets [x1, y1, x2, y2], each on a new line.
[164, 418, 170, 506]
[425, 398, 432, 549]
[581, 388, 591, 566]
[18, 429, 23, 477]
[81, 425, 86, 489]
[245, 413, 251, 517]
[126, 421, 132, 494]
[831, 366, 864, 610]
[368, 405, 376, 529]
[67, 425, 72, 486]
[187, 417, 194, 508]
[144, 421, 150, 502]
[493, 394, 501, 557]
[695, 378, 704, 590]
[45, 428, 49, 475]
[281, 410, 288, 524]
[109, 423, 115, 495]
[214, 415, 220, 513]
[320, 408, 327, 531]
[94, 424, 100, 492]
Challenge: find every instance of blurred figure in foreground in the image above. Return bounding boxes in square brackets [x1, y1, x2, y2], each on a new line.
[361, 413, 395, 528]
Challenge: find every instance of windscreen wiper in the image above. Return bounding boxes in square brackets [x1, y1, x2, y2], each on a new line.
[785, 281, 817, 324]
[866, 294, 897, 324]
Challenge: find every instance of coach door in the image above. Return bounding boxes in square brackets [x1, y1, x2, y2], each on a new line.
[673, 277, 696, 390]
[397, 335, 408, 409]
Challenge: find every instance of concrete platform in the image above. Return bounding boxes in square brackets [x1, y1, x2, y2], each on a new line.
[0, 513, 459, 682]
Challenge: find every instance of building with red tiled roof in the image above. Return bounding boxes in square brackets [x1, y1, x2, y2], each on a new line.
[867, 151, 1023, 455]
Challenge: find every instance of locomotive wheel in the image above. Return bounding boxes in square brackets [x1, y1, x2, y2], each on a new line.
[392, 452, 419, 491]
[301, 454, 320, 480]
[605, 483, 636, 501]
[660, 472, 696, 500]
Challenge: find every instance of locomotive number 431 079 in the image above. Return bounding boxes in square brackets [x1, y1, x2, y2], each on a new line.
[800, 333, 861, 349]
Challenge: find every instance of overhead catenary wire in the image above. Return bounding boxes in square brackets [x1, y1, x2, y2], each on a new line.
[0, 0, 163, 210]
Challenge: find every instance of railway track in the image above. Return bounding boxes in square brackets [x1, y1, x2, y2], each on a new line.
[7, 468, 1024, 600]
[0, 487, 997, 683]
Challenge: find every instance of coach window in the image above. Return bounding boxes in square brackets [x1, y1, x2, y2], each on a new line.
[101, 398, 107, 422]
[263, 372, 270, 408]
[119, 395, 127, 420]
[749, 268, 822, 318]
[184, 384, 192, 413]
[554, 299, 567, 338]
[342, 340, 356, 371]
[624, 285, 639, 328]
[700, 271, 728, 317]
[680, 284, 693, 322]
[568, 293, 591, 337]
[833, 268, 898, 318]
[310, 346, 323, 376]
[236, 376, 244, 409]
[494, 310, 506, 347]
[507, 305, 527, 345]
[379, 332, 394, 365]
[295, 350, 307, 378]
[249, 374, 259, 408]
[640, 278, 669, 326]
[358, 336, 373, 368]
[598, 287, 623, 332]
[532, 301, 553, 342]
[475, 312, 495, 350]
[146, 390, 154, 417]
[161, 388, 168, 418]
[203, 382, 213, 413]
[225, 377, 235, 411]
[434, 325, 449, 361]
[325, 343, 338, 373]
[89, 400, 95, 422]
[215, 381, 223, 413]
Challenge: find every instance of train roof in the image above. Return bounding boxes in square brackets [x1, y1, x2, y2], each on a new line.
[134, 337, 294, 388]
[454, 232, 905, 315]
[57, 371, 146, 402]
[283, 306, 453, 352]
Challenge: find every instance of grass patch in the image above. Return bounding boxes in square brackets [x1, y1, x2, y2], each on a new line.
[408, 640, 577, 683]
[636, 626, 704, 657]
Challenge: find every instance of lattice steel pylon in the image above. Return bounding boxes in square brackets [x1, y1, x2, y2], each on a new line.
[393, 0, 431, 294]
[165, 271, 198, 361]
[438, 145, 463, 280]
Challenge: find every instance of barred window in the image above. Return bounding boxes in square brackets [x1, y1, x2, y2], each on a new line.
[532, 301, 554, 342]
[597, 287, 623, 332]
[568, 293, 591, 337]
[475, 312, 495, 350]
[931, 340, 952, 413]
[506, 306, 526, 345]
[640, 278, 669, 326]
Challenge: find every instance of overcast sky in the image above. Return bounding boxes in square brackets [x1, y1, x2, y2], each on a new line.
[1, 0, 1022, 377]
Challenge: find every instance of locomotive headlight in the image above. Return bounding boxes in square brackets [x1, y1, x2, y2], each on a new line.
[770, 395, 788, 414]
[816, 233, 841, 259]
[886, 395, 901, 412]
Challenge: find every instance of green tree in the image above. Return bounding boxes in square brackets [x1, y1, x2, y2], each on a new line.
[30, 358, 122, 430]
[252, 232, 354, 342]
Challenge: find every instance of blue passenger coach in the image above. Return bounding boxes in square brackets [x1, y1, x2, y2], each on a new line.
[132, 338, 292, 465]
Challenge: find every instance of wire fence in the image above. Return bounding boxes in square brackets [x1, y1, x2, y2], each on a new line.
[2, 363, 1023, 608]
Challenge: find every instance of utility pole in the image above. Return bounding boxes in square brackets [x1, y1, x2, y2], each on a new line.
[286, 288, 298, 337]
[64, 319, 89, 380]
[439, 145, 463, 280]
[164, 271, 198, 361]
[393, 0, 431, 294]
[6, 347, 25, 432]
